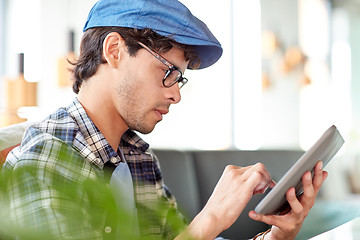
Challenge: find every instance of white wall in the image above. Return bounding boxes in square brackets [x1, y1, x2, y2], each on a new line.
[260, 0, 301, 149]
[0, 0, 6, 110]
[37, 0, 96, 116]
[4, 0, 96, 119]
[0, 0, 5, 78]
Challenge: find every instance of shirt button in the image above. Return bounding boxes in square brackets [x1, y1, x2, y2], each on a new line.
[129, 150, 135, 155]
[110, 157, 118, 164]
[95, 158, 101, 164]
[104, 226, 112, 233]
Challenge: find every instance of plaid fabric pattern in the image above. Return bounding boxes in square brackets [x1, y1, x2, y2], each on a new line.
[2, 98, 184, 239]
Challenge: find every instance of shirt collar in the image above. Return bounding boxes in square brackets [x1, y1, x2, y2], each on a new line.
[120, 129, 150, 153]
[67, 98, 118, 166]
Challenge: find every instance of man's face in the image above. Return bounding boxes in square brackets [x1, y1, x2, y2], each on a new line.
[111, 44, 189, 134]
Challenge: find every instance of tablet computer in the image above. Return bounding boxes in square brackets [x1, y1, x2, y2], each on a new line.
[254, 125, 345, 215]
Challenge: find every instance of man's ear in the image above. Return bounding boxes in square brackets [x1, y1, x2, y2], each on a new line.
[102, 32, 126, 68]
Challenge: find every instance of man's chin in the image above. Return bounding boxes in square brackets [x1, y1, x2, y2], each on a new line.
[131, 123, 158, 135]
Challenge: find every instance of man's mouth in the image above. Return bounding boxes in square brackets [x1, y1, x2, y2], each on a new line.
[154, 108, 169, 121]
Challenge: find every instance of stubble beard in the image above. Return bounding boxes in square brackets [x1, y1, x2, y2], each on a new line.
[116, 83, 157, 135]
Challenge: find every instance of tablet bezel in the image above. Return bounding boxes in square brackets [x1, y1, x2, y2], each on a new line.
[254, 125, 345, 215]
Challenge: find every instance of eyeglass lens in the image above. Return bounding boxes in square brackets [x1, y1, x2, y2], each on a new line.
[164, 69, 186, 88]
[137, 41, 187, 88]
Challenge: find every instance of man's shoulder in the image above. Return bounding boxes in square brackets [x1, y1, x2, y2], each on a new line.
[4, 128, 98, 182]
[4, 107, 82, 169]
[34, 107, 79, 144]
[7, 109, 75, 152]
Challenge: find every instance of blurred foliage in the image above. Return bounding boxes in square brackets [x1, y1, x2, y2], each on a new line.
[0, 163, 189, 240]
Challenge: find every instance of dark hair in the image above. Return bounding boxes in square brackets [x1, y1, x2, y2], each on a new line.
[70, 27, 200, 94]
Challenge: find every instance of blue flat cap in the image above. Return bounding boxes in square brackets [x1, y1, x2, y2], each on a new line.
[83, 0, 222, 69]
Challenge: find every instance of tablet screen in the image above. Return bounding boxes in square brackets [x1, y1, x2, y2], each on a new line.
[254, 125, 345, 215]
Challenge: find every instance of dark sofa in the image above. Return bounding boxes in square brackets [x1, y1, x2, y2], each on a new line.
[153, 149, 305, 239]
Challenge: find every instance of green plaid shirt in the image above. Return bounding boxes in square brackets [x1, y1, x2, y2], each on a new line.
[2, 98, 184, 239]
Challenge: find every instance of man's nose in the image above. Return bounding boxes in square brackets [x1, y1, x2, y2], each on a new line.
[165, 84, 181, 104]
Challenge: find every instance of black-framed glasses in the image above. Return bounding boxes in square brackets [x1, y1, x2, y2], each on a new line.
[137, 41, 188, 89]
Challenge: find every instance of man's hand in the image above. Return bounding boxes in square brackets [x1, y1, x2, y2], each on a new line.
[177, 163, 276, 240]
[249, 161, 328, 240]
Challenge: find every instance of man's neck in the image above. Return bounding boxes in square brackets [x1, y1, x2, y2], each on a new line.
[77, 92, 128, 153]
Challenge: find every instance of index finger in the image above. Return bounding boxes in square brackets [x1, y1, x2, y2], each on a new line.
[247, 163, 275, 194]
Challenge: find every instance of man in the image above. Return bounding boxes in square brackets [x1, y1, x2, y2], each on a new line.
[2, 0, 327, 239]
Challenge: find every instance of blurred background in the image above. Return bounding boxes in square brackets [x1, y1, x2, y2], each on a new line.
[0, 0, 359, 153]
[2, 1, 360, 238]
